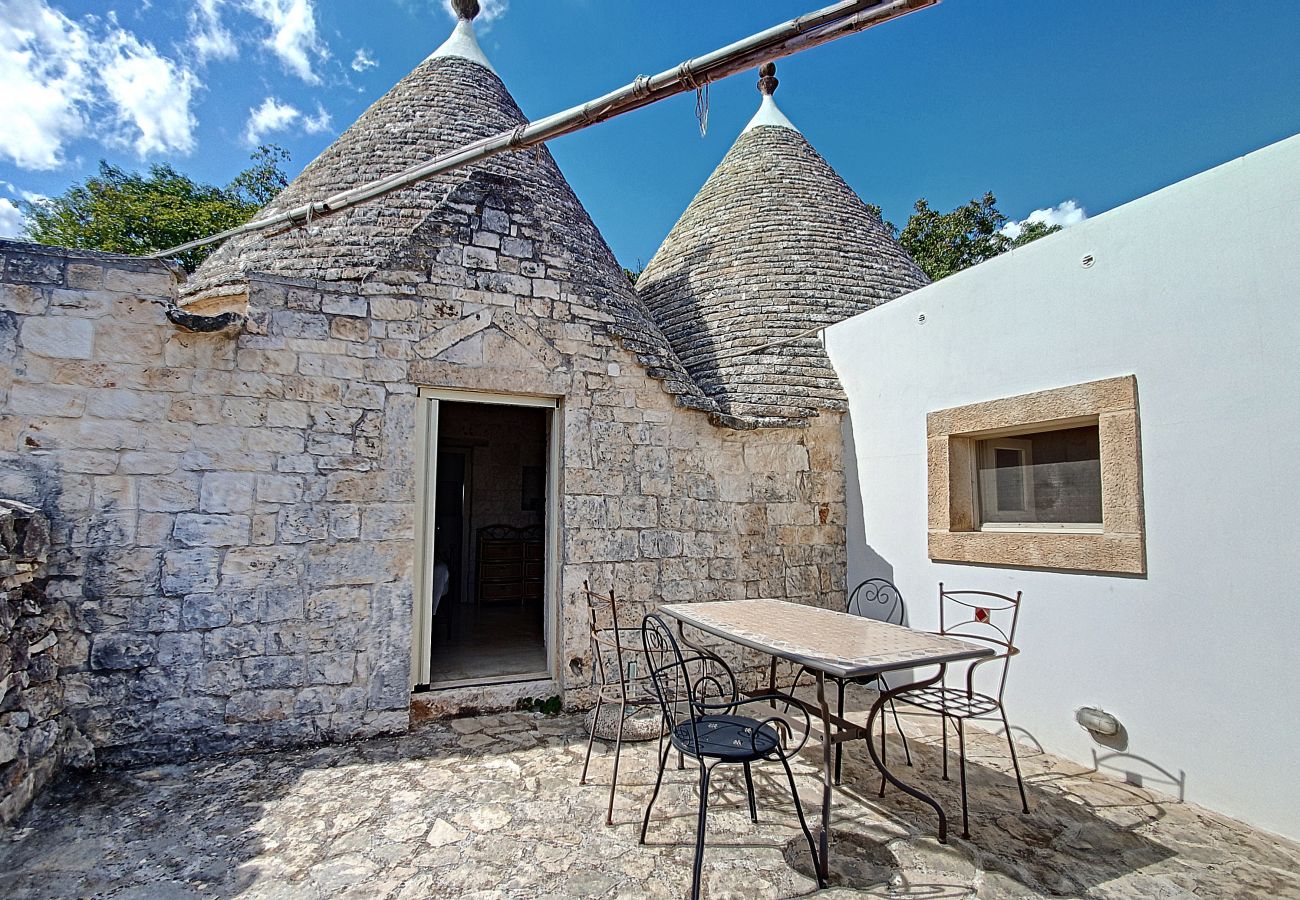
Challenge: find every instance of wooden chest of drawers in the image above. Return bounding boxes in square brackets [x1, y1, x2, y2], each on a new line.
[477, 526, 544, 604]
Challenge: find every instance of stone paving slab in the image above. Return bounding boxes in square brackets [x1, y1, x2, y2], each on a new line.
[3, 696, 1299, 899]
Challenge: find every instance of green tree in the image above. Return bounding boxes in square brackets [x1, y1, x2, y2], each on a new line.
[20, 145, 291, 271]
[870, 192, 1062, 282]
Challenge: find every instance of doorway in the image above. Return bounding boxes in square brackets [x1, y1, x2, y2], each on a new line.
[411, 391, 557, 689]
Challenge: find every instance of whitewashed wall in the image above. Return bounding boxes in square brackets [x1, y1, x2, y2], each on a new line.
[826, 134, 1300, 840]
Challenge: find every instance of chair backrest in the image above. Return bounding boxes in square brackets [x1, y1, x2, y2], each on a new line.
[641, 613, 737, 752]
[583, 581, 643, 698]
[937, 583, 1023, 701]
[846, 577, 905, 626]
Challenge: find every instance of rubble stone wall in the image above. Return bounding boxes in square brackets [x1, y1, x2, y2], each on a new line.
[1, 214, 845, 763]
[0, 499, 92, 824]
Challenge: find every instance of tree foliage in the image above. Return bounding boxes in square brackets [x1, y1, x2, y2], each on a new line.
[20, 146, 291, 271]
[870, 192, 1062, 282]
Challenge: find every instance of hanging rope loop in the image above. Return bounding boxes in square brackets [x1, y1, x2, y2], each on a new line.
[676, 61, 709, 136]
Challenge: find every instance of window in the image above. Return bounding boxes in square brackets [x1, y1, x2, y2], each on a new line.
[926, 377, 1145, 575]
[976, 425, 1102, 531]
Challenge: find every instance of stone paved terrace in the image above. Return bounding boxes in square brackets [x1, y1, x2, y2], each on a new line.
[4, 695, 1299, 899]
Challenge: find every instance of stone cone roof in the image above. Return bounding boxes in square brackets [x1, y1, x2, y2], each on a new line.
[184, 32, 714, 412]
[636, 87, 928, 424]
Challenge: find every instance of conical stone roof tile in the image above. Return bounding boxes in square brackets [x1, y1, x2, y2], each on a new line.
[637, 68, 928, 425]
[184, 23, 713, 412]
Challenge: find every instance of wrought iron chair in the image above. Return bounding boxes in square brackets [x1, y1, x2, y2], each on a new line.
[579, 582, 660, 826]
[789, 577, 913, 784]
[891, 584, 1030, 839]
[640, 613, 823, 899]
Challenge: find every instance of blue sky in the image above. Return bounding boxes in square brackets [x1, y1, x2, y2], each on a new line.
[2, 0, 1298, 267]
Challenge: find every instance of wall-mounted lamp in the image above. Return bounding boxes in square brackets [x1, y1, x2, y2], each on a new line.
[1075, 706, 1121, 736]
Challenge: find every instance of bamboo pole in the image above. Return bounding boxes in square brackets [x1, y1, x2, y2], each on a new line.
[152, 0, 937, 260]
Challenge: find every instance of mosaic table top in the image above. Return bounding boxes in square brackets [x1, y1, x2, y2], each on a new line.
[659, 599, 992, 680]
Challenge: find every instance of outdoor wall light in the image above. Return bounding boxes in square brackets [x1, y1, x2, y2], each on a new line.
[1075, 706, 1121, 736]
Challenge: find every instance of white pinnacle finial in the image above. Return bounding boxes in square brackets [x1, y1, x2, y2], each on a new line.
[743, 62, 800, 134]
[429, 2, 497, 75]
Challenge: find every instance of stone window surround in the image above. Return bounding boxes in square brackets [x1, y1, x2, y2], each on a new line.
[927, 376, 1145, 575]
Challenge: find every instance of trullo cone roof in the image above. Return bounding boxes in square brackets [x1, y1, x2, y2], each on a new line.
[636, 66, 928, 425]
[182, 12, 712, 410]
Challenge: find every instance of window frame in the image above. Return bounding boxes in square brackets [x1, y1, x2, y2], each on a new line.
[926, 377, 1145, 575]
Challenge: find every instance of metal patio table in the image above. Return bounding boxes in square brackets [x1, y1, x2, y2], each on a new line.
[659, 598, 993, 881]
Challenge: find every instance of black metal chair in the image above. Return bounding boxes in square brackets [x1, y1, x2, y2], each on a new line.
[890, 584, 1030, 839]
[790, 577, 913, 784]
[639, 613, 823, 899]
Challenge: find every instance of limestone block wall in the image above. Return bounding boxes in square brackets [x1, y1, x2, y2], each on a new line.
[0, 242, 414, 765]
[0, 499, 92, 824]
[1, 208, 845, 764]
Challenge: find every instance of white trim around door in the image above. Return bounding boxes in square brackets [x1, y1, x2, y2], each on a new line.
[410, 387, 560, 690]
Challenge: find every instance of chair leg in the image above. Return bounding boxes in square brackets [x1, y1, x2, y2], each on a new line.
[779, 755, 825, 889]
[640, 741, 671, 845]
[580, 694, 603, 786]
[957, 717, 970, 840]
[877, 694, 889, 798]
[743, 761, 758, 823]
[888, 698, 913, 766]
[606, 700, 627, 826]
[941, 714, 950, 781]
[877, 675, 913, 767]
[834, 679, 845, 785]
[690, 763, 713, 900]
[1001, 708, 1031, 814]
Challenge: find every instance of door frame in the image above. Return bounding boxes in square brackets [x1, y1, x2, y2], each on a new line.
[410, 387, 561, 689]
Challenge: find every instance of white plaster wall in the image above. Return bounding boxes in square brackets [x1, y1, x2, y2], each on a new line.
[826, 134, 1300, 840]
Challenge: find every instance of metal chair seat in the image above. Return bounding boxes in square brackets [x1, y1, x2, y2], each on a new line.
[671, 715, 780, 761]
[900, 685, 1001, 718]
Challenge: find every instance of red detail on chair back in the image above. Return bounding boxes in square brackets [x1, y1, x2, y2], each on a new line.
[975, 607, 990, 623]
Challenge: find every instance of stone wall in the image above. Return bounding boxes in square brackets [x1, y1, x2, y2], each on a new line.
[0, 499, 92, 824]
[1, 222, 845, 764]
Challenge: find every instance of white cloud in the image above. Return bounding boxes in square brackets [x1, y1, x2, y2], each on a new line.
[438, 0, 508, 26]
[243, 0, 326, 83]
[0, 0, 94, 169]
[0, 1, 200, 169]
[245, 97, 332, 145]
[100, 29, 199, 157]
[1001, 199, 1088, 241]
[302, 104, 332, 134]
[188, 0, 326, 82]
[245, 97, 299, 145]
[351, 48, 377, 72]
[190, 0, 237, 62]
[0, 198, 25, 238]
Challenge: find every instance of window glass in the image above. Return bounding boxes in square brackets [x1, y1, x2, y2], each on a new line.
[977, 425, 1102, 526]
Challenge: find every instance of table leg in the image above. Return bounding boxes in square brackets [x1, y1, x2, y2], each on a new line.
[768, 656, 778, 710]
[864, 665, 951, 843]
[815, 670, 832, 882]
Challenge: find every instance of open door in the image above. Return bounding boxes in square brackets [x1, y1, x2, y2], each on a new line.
[411, 389, 558, 690]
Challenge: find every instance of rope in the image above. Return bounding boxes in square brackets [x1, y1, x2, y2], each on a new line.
[677, 62, 710, 136]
